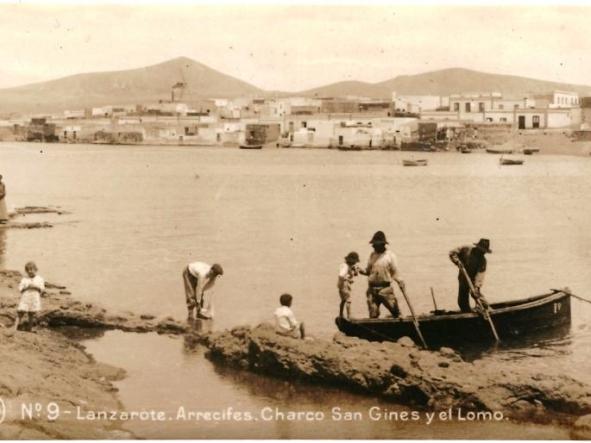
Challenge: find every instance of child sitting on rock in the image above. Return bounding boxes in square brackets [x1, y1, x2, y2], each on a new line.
[274, 293, 305, 339]
[16, 261, 45, 332]
[337, 251, 366, 318]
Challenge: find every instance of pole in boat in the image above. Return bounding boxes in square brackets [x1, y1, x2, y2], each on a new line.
[457, 262, 500, 343]
[552, 287, 591, 305]
[430, 287, 438, 311]
[399, 284, 428, 349]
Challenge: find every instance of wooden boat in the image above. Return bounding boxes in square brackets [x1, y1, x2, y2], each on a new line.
[486, 148, 514, 154]
[335, 289, 571, 347]
[460, 146, 472, 154]
[402, 159, 428, 167]
[239, 144, 263, 150]
[499, 157, 524, 165]
[523, 148, 540, 155]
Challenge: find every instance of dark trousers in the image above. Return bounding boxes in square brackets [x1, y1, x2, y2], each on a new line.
[367, 286, 400, 319]
[183, 267, 201, 311]
[458, 279, 471, 313]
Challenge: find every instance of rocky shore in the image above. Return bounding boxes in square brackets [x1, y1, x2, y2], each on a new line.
[0, 269, 186, 439]
[0, 206, 70, 230]
[204, 325, 591, 428]
[1, 268, 590, 439]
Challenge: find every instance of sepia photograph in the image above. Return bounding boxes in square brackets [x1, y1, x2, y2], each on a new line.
[0, 0, 590, 439]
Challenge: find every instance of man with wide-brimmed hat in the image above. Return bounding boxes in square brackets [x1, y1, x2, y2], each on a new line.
[365, 231, 405, 318]
[449, 239, 492, 312]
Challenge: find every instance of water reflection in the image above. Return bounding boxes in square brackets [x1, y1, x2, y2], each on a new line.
[183, 318, 214, 352]
[0, 227, 6, 267]
[459, 323, 572, 361]
[54, 325, 107, 341]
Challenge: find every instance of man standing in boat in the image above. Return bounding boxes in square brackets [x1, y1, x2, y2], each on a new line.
[449, 238, 491, 312]
[366, 231, 405, 318]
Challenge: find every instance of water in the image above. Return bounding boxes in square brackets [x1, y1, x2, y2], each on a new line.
[1, 142, 589, 437]
[81, 330, 568, 439]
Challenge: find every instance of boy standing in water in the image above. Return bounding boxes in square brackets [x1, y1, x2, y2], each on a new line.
[337, 252, 366, 318]
[16, 262, 45, 331]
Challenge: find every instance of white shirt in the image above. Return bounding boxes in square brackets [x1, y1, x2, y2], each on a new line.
[338, 263, 350, 279]
[367, 249, 400, 284]
[188, 261, 217, 294]
[187, 262, 211, 279]
[19, 275, 45, 295]
[187, 262, 218, 317]
[338, 263, 360, 291]
[274, 306, 298, 333]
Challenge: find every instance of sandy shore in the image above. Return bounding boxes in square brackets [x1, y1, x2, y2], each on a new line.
[496, 132, 591, 156]
[0, 272, 131, 438]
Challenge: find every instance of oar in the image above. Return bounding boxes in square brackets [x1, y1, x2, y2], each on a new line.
[430, 287, 438, 311]
[457, 263, 501, 343]
[551, 288, 591, 305]
[399, 284, 428, 349]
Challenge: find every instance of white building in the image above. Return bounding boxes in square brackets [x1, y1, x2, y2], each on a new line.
[393, 93, 449, 112]
[534, 91, 580, 109]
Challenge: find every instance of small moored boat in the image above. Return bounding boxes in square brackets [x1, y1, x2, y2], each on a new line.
[239, 144, 263, 149]
[523, 148, 540, 155]
[335, 289, 571, 347]
[486, 148, 514, 154]
[500, 157, 524, 165]
[402, 159, 428, 167]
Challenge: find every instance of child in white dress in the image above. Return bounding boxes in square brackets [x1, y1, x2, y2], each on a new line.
[16, 262, 45, 331]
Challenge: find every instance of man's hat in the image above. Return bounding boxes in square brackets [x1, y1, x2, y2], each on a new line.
[473, 238, 492, 253]
[344, 252, 360, 263]
[369, 231, 388, 245]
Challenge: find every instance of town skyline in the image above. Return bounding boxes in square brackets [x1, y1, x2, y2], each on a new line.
[1, 3, 591, 91]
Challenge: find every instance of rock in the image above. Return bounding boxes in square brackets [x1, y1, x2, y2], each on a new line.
[397, 336, 416, 347]
[156, 319, 188, 334]
[572, 414, 591, 439]
[0, 424, 26, 439]
[439, 346, 460, 359]
[204, 323, 591, 423]
[390, 364, 408, 378]
[140, 314, 155, 320]
[0, 377, 19, 396]
[18, 428, 51, 439]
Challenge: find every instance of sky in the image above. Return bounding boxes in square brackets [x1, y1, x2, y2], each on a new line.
[1, 2, 591, 91]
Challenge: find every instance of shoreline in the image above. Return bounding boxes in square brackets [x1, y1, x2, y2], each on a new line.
[0, 268, 590, 438]
[2, 135, 591, 157]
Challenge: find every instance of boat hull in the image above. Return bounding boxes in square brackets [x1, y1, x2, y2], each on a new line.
[486, 148, 514, 154]
[335, 291, 571, 347]
[500, 159, 524, 165]
[402, 159, 428, 167]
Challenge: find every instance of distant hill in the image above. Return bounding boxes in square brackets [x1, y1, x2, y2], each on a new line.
[301, 81, 392, 100]
[0, 57, 263, 114]
[301, 68, 591, 99]
[2, 60, 591, 115]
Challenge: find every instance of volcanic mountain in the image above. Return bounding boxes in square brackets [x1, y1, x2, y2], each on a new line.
[0, 57, 263, 114]
[1, 59, 591, 114]
[301, 68, 591, 99]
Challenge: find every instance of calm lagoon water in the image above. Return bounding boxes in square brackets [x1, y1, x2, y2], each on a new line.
[1, 142, 589, 438]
